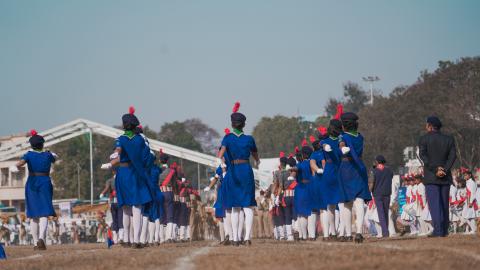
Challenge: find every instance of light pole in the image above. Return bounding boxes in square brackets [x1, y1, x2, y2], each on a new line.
[74, 162, 81, 200]
[362, 76, 380, 105]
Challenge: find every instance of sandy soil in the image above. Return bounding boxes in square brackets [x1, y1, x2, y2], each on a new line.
[1, 235, 478, 270]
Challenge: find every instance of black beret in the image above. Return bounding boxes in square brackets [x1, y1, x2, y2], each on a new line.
[375, 155, 386, 164]
[280, 157, 288, 164]
[231, 112, 246, 124]
[329, 119, 343, 129]
[29, 135, 45, 149]
[301, 146, 313, 157]
[122, 113, 140, 128]
[287, 157, 297, 167]
[426, 116, 442, 129]
[340, 112, 359, 122]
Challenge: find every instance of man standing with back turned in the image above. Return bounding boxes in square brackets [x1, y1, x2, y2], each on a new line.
[418, 116, 456, 237]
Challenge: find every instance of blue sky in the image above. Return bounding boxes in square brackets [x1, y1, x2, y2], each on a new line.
[1, 0, 479, 135]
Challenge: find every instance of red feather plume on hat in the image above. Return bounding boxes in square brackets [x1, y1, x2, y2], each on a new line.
[137, 124, 143, 129]
[317, 126, 327, 136]
[309, 135, 316, 143]
[279, 151, 285, 158]
[129, 106, 135, 115]
[301, 139, 308, 147]
[294, 147, 299, 153]
[232, 102, 240, 113]
[30, 129, 38, 136]
[333, 103, 343, 120]
[288, 153, 293, 158]
[159, 148, 163, 154]
[224, 128, 231, 135]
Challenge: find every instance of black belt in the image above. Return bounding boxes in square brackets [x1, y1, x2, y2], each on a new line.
[31, 172, 49, 177]
[231, 159, 249, 165]
[118, 162, 131, 167]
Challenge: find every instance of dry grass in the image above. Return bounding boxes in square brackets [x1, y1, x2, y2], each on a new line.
[1, 235, 479, 270]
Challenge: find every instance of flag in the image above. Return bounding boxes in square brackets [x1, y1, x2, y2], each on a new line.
[0, 243, 6, 260]
[106, 228, 114, 249]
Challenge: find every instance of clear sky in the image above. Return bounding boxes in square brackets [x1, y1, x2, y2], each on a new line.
[1, 0, 479, 135]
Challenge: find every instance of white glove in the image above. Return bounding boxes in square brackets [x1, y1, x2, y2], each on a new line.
[286, 165, 291, 170]
[101, 163, 112, 170]
[181, 177, 186, 183]
[51, 152, 59, 159]
[203, 186, 211, 192]
[222, 172, 227, 178]
[99, 193, 105, 199]
[323, 144, 332, 152]
[341, 147, 350, 155]
[274, 196, 280, 206]
[287, 176, 295, 181]
[316, 168, 324, 174]
[109, 152, 119, 160]
[9, 166, 19, 173]
[210, 177, 216, 182]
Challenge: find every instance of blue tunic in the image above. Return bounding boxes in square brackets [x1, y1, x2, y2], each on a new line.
[222, 133, 257, 208]
[338, 132, 371, 202]
[310, 150, 326, 210]
[213, 166, 225, 218]
[115, 134, 153, 207]
[294, 159, 315, 217]
[145, 165, 164, 221]
[22, 151, 56, 218]
[319, 137, 341, 206]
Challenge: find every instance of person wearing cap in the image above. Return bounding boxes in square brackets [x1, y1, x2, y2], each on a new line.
[217, 102, 260, 246]
[309, 134, 325, 237]
[418, 116, 456, 237]
[371, 155, 393, 238]
[277, 153, 296, 241]
[292, 144, 316, 240]
[317, 108, 343, 241]
[11, 130, 57, 251]
[272, 152, 289, 240]
[100, 107, 153, 249]
[337, 112, 371, 243]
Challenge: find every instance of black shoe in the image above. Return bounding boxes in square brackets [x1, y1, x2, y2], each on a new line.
[36, 239, 47, 251]
[233, 241, 240, 247]
[133, 243, 144, 249]
[245, 240, 252, 246]
[354, 234, 364, 244]
[345, 236, 353, 242]
[329, 235, 338, 241]
[240, 240, 246, 245]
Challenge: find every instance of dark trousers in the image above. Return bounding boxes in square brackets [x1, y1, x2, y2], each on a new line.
[283, 197, 294, 226]
[162, 191, 174, 224]
[374, 196, 390, 237]
[110, 203, 123, 232]
[425, 184, 450, 236]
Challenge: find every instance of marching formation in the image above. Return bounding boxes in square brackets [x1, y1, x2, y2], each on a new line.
[6, 103, 479, 253]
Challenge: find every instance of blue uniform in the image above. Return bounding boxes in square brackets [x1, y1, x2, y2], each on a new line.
[222, 133, 257, 208]
[338, 132, 371, 202]
[310, 150, 326, 210]
[294, 159, 315, 217]
[22, 151, 56, 218]
[319, 137, 341, 206]
[213, 166, 226, 218]
[115, 134, 153, 207]
[144, 165, 164, 222]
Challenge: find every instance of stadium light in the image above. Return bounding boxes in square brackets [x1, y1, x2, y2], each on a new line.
[362, 76, 380, 105]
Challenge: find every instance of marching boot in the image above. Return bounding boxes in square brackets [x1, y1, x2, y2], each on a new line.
[354, 234, 364, 244]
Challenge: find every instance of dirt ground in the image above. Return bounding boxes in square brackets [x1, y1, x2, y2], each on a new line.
[1, 235, 479, 270]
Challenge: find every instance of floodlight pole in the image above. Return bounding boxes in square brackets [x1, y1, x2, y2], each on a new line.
[362, 76, 380, 105]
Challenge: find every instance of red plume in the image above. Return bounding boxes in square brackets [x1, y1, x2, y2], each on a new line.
[294, 147, 300, 153]
[279, 151, 285, 158]
[159, 148, 163, 154]
[301, 139, 308, 147]
[30, 129, 38, 136]
[288, 153, 293, 158]
[129, 106, 135, 115]
[224, 128, 231, 135]
[317, 126, 327, 136]
[137, 124, 143, 129]
[333, 103, 343, 120]
[309, 135, 316, 143]
[232, 102, 240, 113]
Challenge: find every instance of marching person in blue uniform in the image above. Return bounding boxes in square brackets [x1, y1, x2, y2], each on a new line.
[337, 112, 371, 243]
[100, 106, 153, 249]
[11, 129, 57, 251]
[294, 144, 316, 240]
[319, 117, 343, 241]
[217, 102, 260, 246]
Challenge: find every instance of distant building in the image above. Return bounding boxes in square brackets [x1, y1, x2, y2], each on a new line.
[0, 134, 30, 211]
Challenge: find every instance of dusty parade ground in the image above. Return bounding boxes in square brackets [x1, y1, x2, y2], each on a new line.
[1, 235, 479, 270]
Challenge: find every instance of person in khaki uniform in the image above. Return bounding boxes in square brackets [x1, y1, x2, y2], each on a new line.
[255, 190, 268, 238]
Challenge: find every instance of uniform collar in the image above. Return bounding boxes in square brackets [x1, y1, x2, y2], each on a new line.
[123, 130, 135, 139]
[233, 128, 244, 137]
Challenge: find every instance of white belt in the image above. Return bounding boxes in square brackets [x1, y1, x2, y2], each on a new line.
[284, 190, 295, 197]
[160, 186, 172, 192]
